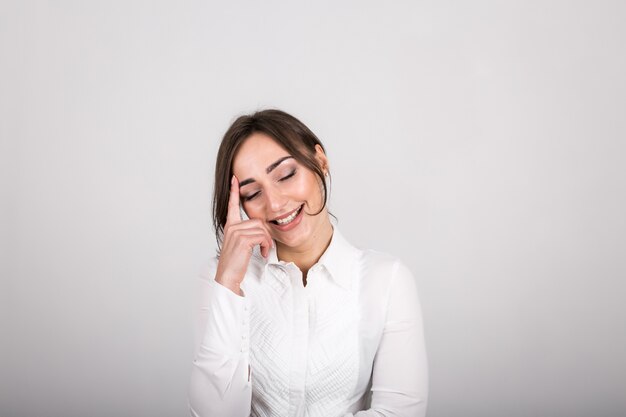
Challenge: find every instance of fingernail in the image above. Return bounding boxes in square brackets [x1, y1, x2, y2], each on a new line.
[231, 175, 235, 185]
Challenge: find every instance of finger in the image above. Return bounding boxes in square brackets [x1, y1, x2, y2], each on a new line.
[237, 233, 271, 253]
[245, 219, 274, 254]
[230, 227, 273, 258]
[230, 219, 272, 240]
[260, 238, 270, 258]
[226, 175, 242, 225]
[257, 234, 273, 258]
[257, 220, 275, 253]
[228, 226, 269, 238]
[248, 219, 274, 243]
[230, 219, 268, 233]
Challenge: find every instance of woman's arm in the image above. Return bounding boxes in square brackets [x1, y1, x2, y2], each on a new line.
[188, 265, 252, 417]
[190, 176, 272, 416]
[348, 260, 429, 417]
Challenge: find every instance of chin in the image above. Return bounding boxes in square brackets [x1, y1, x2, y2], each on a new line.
[274, 224, 313, 248]
[274, 232, 308, 249]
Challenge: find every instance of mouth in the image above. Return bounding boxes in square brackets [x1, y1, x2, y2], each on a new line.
[270, 204, 304, 226]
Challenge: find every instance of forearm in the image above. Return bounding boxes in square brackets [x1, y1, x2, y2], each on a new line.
[189, 272, 252, 417]
[345, 261, 428, 417]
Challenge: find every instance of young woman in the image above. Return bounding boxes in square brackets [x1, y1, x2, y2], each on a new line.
[189, 109, 428, 417]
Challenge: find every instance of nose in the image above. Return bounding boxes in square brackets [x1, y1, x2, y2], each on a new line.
[264, 184, 288, 214]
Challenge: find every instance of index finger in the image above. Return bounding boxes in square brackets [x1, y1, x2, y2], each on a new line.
[226, 175, 242, 225]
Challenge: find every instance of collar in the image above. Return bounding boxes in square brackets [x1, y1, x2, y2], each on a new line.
[263, 226, 361, 290]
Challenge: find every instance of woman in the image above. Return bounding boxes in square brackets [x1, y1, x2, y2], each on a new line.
[189, 109, 428, 417]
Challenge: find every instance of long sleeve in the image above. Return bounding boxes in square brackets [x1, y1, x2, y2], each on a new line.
[348, 261, 429, 417]
[188, 262, 252, 417]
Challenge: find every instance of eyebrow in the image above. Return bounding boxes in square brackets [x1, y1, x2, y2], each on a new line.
[238, 156, 294, 188]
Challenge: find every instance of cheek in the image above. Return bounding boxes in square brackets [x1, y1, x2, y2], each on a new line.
[295, 173, 325, 205]
[242, 203, 263, 220]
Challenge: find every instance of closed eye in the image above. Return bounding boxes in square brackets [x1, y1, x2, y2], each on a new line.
[241, 191, 260, 202]
[279, 169, 296, 182]
[242, 169, 296, 202]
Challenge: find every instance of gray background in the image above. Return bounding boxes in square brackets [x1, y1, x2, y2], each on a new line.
[2, 1, 625, 416]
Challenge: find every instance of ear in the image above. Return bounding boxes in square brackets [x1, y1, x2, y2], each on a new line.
[314, 144, 329, 174]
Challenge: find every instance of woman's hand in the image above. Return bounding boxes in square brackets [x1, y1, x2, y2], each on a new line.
[214, 175, 273, 295]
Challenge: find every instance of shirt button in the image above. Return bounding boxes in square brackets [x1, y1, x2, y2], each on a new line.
[242, 334, 247, 339]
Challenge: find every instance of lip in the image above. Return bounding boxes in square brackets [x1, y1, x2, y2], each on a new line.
[269, 204, 304, 232]
[271, 205, 302, 222]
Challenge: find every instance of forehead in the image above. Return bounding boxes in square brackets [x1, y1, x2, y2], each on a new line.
[232, 132, 291, 176]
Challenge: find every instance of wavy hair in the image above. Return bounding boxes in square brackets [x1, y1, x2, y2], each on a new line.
[212, 109, 330, 247]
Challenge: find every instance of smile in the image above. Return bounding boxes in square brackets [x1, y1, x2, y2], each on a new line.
[271, 205, 303, 226]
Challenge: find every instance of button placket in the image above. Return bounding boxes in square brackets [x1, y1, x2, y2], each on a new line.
[287, 267, 309, 414]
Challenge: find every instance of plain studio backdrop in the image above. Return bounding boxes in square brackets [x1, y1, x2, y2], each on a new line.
[1, 1, 625, 416]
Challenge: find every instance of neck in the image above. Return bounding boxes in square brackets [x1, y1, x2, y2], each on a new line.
[276, 217, 334, 279]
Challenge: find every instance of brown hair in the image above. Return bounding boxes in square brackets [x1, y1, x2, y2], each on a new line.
[212, 109, 330, 246]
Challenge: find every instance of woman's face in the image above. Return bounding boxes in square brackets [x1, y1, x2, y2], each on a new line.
[232, 132, 330, 249]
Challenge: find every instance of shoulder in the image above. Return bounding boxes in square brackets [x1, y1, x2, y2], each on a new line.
[356, 249, 419, 302]
[357, 250, 422, 325]
[357, 249, 413, 285]
[332, 228, 416, 291]
[358, 249, 400, 271]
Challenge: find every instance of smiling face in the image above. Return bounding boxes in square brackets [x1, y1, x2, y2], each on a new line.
[232, 132, 331, 250]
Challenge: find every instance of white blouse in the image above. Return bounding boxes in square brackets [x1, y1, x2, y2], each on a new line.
[189, 228, 428, 417]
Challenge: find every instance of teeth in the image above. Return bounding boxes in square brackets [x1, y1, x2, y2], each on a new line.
[276, 206, 301, 225]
